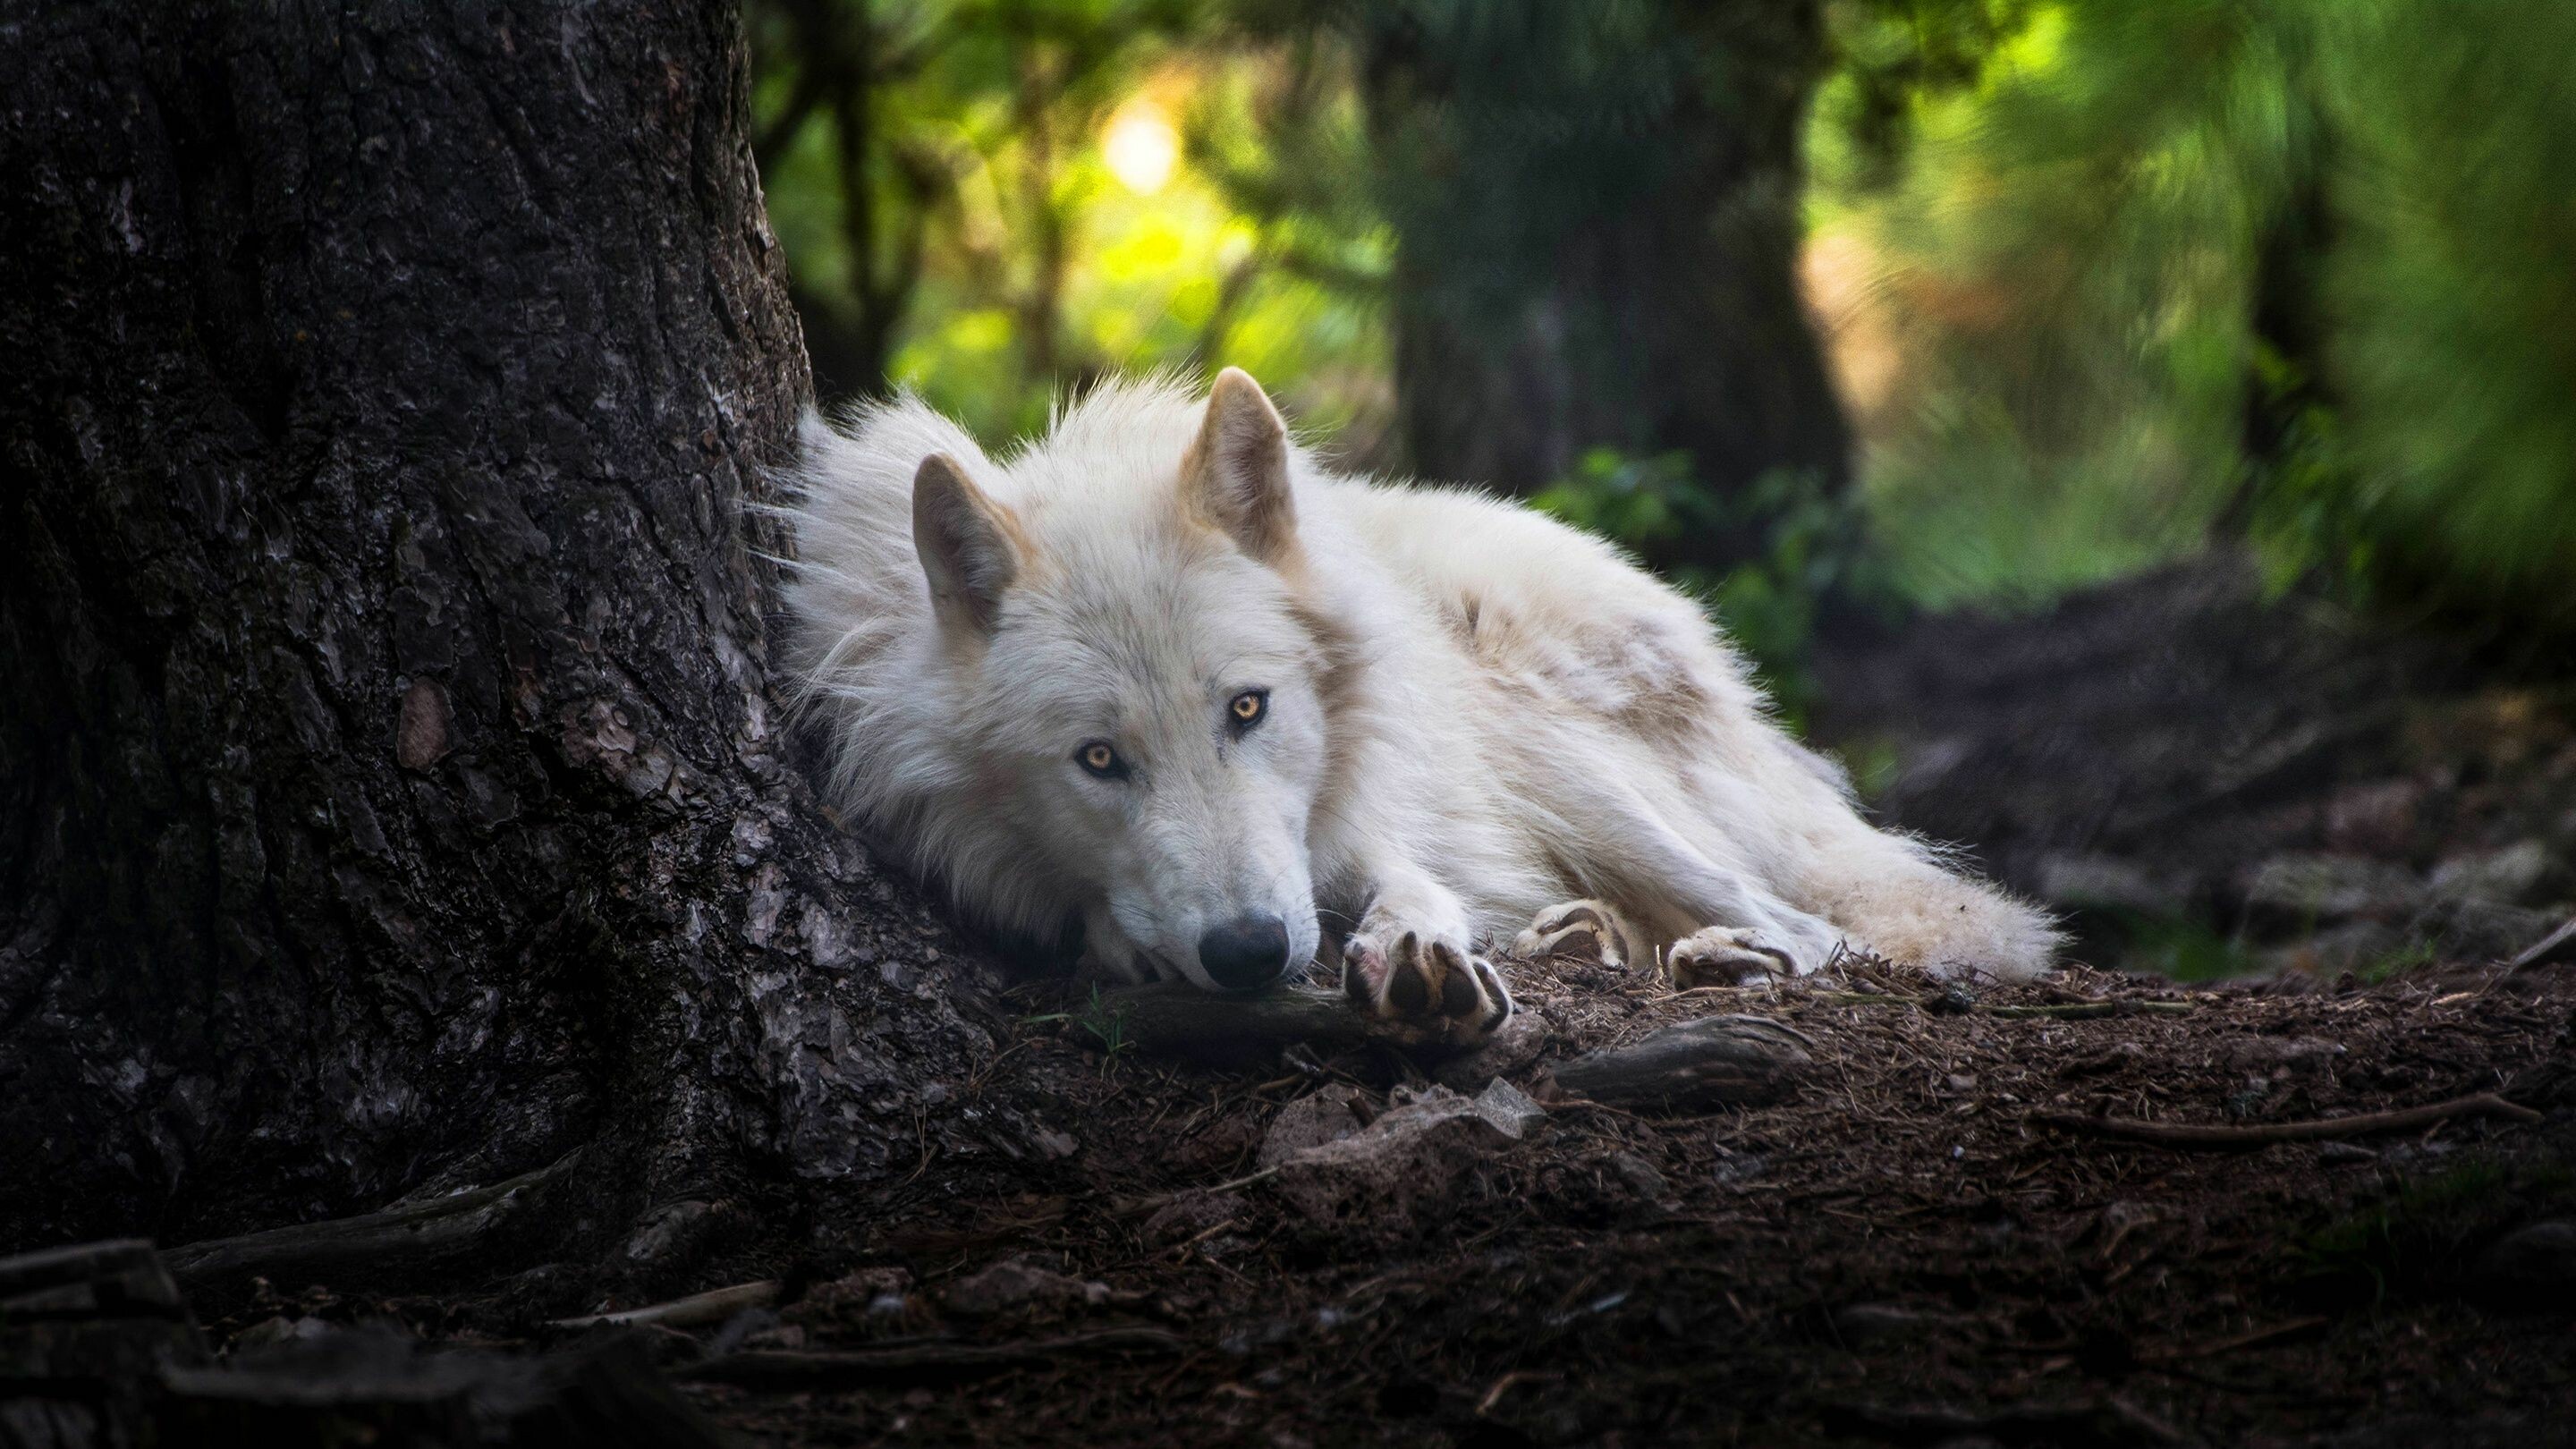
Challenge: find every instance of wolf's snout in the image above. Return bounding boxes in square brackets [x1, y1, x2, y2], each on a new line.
[1197, 914, 1292, 991]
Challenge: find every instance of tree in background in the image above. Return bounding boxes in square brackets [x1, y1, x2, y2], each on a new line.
[1326, 0, 1853, 574]
[749, 0, 2576, 639]
[750, 0, 1856, 570]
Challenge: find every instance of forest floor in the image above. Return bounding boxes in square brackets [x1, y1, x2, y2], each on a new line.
[567, 955, 2572, 1445]
[165, 558, 2576, 1447]
[221, 953, 2576, 1448]
[1809, 558, 2576, 986]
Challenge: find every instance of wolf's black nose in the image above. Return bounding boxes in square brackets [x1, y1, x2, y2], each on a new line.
[1198, 914, 1291, 991]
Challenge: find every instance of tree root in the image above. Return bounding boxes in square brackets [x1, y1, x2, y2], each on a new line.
[162, 1149, 583, 1303]
[2033, 1091, 2541, 1148]
[1094, 983, 1817, 1110]
[1542, 1014, 1814, 1110]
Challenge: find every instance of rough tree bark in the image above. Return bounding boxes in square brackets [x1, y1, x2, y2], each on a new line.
[0, 0, 1029, 1266]
[1360, 0, 1851, 570]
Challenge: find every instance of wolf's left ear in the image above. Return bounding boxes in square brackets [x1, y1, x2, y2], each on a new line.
[1182, 368, 1298, 565]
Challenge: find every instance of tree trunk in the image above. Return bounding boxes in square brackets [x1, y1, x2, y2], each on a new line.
[2213, 142, 2336, 540]
[0, 0, 1013, 1267]
[1361, 0, 1850, 571]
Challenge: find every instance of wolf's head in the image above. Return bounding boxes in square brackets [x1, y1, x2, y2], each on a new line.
[793, 370, 1343, 994]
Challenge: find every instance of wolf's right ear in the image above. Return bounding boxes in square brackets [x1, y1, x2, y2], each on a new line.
[912, 452, 1019, 637]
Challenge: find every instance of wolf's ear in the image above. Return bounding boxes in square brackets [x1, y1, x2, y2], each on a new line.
[912, 452, 1019, 637]
[1182, 367, 1298, 565]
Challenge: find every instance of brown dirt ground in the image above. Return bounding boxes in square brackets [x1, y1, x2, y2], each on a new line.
[423, 951, 2576, 1448]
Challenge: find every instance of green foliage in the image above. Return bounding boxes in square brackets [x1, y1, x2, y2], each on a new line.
[1812, 0, 2296, 608]
[1021, 985, 1137, 1075]
[750, 0, 1387, 443]
[2352, 938, 2437, 987]
[2320, 0, 2576, 623]
[2097, 911, 2264, 984]
[1815, 0, 2576, 628]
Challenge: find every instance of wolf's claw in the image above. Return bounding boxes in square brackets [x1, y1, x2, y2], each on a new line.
[1511, 898, 1642, 970]
[1662, 926, 1800, 988]
[1343, 928, 1513, 1042]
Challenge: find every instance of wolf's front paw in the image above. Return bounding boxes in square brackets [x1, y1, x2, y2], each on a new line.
[1343, 928, 1513, 1041]
[1511, 899, 1643, 970]
[1662, 927, 1802, 988]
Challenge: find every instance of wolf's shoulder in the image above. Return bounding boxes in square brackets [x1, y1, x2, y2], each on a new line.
[1316, 475, 1674, 603]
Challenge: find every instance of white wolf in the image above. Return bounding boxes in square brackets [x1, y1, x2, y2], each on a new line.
[781, 369, 2056, 1040]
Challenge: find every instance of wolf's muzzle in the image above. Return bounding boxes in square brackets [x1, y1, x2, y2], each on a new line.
[1197, 914, 1292, 991]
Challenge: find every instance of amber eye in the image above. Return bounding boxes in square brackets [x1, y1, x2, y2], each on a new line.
[1227, 689, 1268, 732]
[1076, 741, 1126, 779]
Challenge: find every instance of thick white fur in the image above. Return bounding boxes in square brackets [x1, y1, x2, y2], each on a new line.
[778, 373, 2058, 1016]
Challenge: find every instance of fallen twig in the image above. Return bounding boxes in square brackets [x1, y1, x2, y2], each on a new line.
[1198, 1164, 1283, 1197]
[1809, 990, 2194, 1020]
[1114, 1162, 1286, 1224]
[2146, 1315, 2328, 1362]
[2034, 1092, 2541, 1148]
[675, 1327, 1189, 1388]
[2508, 915, 2576, 973]
[1824, 1394, 2185, 1446]
[547, 1278, 781, 1331]
[1985, 1001, 2195, 1020]
[1476, 1368, 1563, 1416]
[1089, 982, 1443, 1063]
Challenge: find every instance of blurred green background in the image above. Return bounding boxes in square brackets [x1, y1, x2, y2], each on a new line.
[750, 0, 2576, 691]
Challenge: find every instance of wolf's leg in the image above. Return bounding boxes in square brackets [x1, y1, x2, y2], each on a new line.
[1587, 802, 1847, 976]
[1341, 871, 1512, 1041]
[1511, 899, 1644, 970]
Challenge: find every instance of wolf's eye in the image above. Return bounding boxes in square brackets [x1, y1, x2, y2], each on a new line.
[1227, 689, 1268, 733]
[1076, 741, 1127, 779]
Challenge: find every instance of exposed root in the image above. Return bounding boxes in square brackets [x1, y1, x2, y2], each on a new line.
[2033, 1091, 2541, 1148]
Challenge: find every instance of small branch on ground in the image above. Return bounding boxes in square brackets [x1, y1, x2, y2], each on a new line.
[1986, 1001, 2196, 1020]
[676, 1327, 1189, 1389]
[1811, 990, 2196, 1020]
[2146, 1316, 2330, 1362]
[1824, 1394, 2186, 1446]
[1478, 1368, 1565, 1416]
[2033, 1092, 2541, 1149]
[548, 1279, 781, 1331]
[2508, 916, 2576, 973]
[1083, 982, 1443, 1063]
